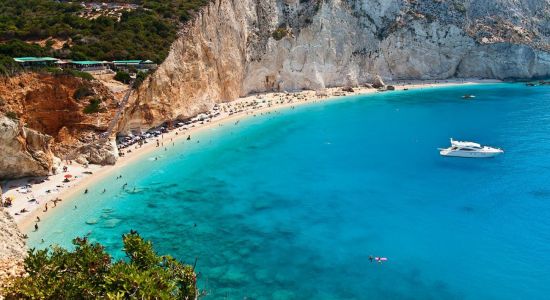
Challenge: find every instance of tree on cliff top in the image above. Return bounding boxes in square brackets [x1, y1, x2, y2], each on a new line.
[4, 232, 197, 299]
[0, 0, 211, 63]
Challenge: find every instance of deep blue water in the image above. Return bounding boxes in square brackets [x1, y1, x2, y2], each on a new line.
[29, 83, 550, 299]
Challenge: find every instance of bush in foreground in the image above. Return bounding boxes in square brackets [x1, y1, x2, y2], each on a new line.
[5, 232, 197, 299]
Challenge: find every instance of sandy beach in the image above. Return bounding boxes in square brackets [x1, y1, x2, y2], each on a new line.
[1, 78, 500, 233]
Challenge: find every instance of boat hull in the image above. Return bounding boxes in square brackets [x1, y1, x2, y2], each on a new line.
[439, 149, 503, 158]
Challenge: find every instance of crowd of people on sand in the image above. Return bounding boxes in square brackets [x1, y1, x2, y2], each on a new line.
[4, 88, 367, 235]
[114, 90, 339, 156]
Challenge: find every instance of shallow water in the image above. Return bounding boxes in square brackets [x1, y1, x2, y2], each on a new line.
[30, 83, 550, 299]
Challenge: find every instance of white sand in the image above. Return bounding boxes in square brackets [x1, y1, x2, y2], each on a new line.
[1, 79, 500, 232]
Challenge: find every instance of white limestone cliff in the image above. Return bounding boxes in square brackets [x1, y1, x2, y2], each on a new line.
[120, 0, 550, 132]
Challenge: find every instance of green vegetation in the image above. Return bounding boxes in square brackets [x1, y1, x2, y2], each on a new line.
[114, 71, 131, 84]
[272, 27, 289, 41]
[5, 111, 18, 120]
[5, 232, 197, 299]
[44, 68, 95, 80]
[134, 71, 148, 88]
[83, 98, 102, 114]
[0, 0, 212, 64]
[73, 85, 94, 100]
[0, 54, 22, 76]
[452, 1, 467, 13]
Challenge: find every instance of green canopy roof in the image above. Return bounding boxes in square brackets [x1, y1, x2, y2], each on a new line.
[70, 60, 107, 65]
[14, 57, 59, 63]
[113, 60, 142, 65]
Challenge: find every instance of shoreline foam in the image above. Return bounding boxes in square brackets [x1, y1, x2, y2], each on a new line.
[1, 79, 500, 233]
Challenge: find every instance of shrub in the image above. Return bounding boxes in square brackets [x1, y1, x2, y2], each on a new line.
[0, 54, 22, 76]
[272, 27, 289, 41]
[5, 111, 18, 120]
[133, 71, 148, 88]
[83, 98, 102, 114]
[5, 232, 197, 299]
[43, 68, 94, 81]
[73, 85, 94, 100]
[114, 71, 131, 84]
[64, 69, 94, 81]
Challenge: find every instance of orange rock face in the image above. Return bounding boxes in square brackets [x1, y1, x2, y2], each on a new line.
[0, 72, 120, 159]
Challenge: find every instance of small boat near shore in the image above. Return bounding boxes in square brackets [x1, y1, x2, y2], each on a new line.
[439, 139, 503, 158]
[462, 94, 476, 99]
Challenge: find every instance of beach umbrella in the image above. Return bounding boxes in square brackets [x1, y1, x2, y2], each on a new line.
[64, 174, 73, 179]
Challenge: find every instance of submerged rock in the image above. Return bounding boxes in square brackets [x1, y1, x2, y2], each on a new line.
[102, 218, 122, 228]
[86, 218, 99, 225]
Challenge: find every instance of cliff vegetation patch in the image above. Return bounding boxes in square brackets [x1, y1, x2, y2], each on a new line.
[0, 0, 212, 73]
[83, 98, 103, 114]
[272, 27, 289, 41]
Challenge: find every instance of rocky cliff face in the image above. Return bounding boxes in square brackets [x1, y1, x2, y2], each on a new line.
[120, 0, 550, 132]
[0, 73, 120, 178]
[0, 187, 26, 293]
[0, 115, 60, 179]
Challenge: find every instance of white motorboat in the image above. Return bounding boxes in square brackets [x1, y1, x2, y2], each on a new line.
[439, 139, 503, 158]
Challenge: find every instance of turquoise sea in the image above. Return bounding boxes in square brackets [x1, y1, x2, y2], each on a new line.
[29, 83, 550, 299]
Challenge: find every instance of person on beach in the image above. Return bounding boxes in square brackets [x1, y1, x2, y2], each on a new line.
[102, 189, 106, 194]
[34, 223, 38, 231]
[84, 189, 88, 194]
[43, 203, 48, 212]
[36, 216, 40, 222]
[187, 135, 191, 140]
